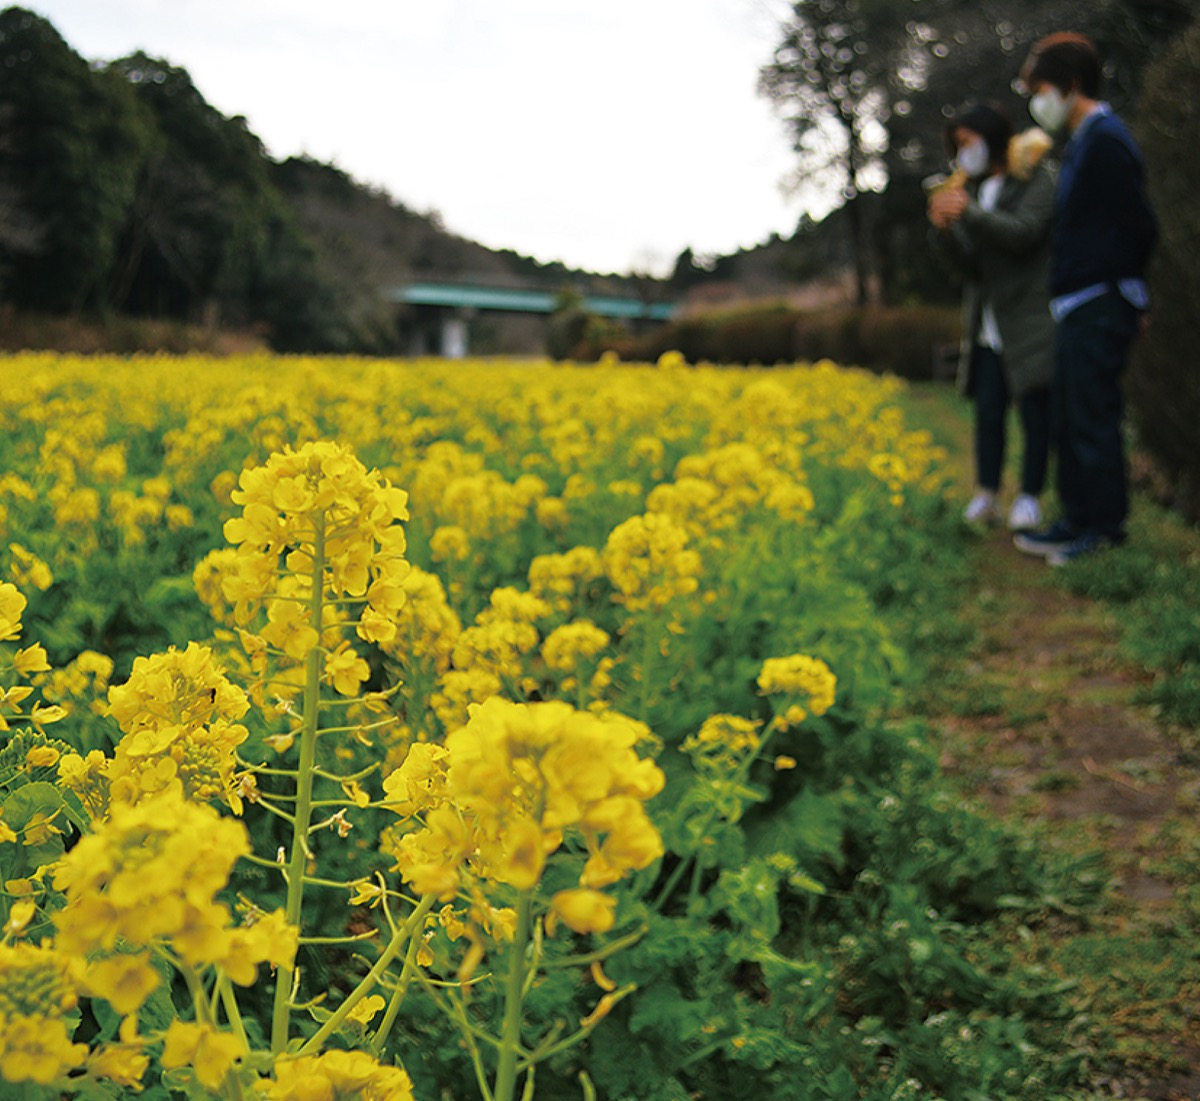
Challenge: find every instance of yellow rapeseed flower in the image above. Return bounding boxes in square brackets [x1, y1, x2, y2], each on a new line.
[162, 1019, 246, 1091]
[385, 698, 663, 904]
[262, 1049, 415, 1101]
[0, 581, 26, 642]
[0, 940, 86, 1086]
[756, 655, 837, 721]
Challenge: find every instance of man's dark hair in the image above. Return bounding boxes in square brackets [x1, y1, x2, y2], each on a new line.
[1021, 32, 1102, 98]
[945, 102, 1013, 169]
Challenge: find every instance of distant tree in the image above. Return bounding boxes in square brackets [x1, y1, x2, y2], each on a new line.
[668, 247, 715, 292]
[759, 0, 927, 305]
[106, 52, 282, 323]
[0, 104, 41, 265]
[760, 0, 1191, 305]
[0, 7, 152, 311]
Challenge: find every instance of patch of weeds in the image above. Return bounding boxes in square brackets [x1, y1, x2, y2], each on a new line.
[1025, 926, 1200, 1078]
[1054, 499, 1200, 729]
[932, 668, 1008, 718]
[1005, 700, 1050, 726]
[1033, 769, 1083, 793]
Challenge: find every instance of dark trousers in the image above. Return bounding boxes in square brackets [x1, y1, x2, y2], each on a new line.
[972, 345, 1051, 496]
[1052, 294, 1139, 539]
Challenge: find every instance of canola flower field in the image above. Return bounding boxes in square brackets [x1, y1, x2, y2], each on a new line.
[0, 353, 1077, 1101]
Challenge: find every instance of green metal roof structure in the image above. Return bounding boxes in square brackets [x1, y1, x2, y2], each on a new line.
[385, 282, 677, 321]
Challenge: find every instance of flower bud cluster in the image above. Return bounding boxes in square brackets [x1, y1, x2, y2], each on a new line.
[52, 791, 297, 1014]
[261, 1048, 415, 1100]
[431, 588, 551, 729]
[602, 512, 701, 613]
[220, 441, 410, 665]
[756, 654, 838, 724]
[105, 642, 250, 810]
[662, 442, 815, 532]
[526, 546, 604, 615]
[0, 581, 66, 731]
[0, 940, 86, 1085]
[383, 698, 664, 933]
[379, 565, 463, 676]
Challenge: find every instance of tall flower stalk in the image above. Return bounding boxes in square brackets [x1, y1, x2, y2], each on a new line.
[380, 696, 666, 1099]
[220, 441, 412, 1053]
[270, 514, 325, 1050]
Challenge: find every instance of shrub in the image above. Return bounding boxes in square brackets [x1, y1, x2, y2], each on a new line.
[1129, 10, 1200, 523]
[592, 301, 960, 380]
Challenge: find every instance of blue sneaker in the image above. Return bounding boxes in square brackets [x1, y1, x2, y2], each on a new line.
[1046, 532, 1120, 568]
[1012, 519, 1078, 558]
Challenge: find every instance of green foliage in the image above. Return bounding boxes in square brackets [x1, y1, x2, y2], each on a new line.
[597, 301, 961, 380]
[1129, 7, 1200, 524]
[1055, 503, 1200, 730]
[0, 7, 154, 311]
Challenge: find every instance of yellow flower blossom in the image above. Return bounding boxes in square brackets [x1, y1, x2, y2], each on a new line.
[385, 698, 663, 904]
[108, 642, 249, 733]
[221, 440, 409, 626]
[82, 953, 160, 1016]
[549, 888, 617, 934]
[53, 791, 295, 1001]
[0, 581, 26, 642]
[429, 524, 471, 564]
[161, 1019, 246, 1091]
[756, 654, 837, 721]
[3, 899, 35, 935]
[346, 993, 386, 1025]
[379, 566, 462, 675]
[603, 512, 701, 613]
[23, 742, 60, 768]
[541, 620, 610, 673]
[0, 940, 86, 1085]
[263, 1049, 415, 1101]
[83, 1034, 150, 1090]
[324, 641, 371, 697]
[7, 544, 53, 591]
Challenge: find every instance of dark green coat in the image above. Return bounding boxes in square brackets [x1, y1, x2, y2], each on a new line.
[938, 156, 1057, 400]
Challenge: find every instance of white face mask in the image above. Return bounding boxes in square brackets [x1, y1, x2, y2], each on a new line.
[955, 139, 990, 179]
[1030, 88, 1073, 133]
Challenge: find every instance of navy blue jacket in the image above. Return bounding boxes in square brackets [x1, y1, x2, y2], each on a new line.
[1051, 107, 1157, 297]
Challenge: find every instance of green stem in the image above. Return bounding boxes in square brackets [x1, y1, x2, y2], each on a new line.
[370, 904, 426, 1056]
[492, 890, 533, 1101]
[653, 715, 786, 912]
[173, 956, 213, 1026]
[297, 930, 379, 945]
[298, 893, 435, 1056]
[215, 971, 250, 1052]
[686, 852, 706, 913]
[520, 984, 636, 1066]
[271, 512, 326, 1054]
[637, 618, 657, 723]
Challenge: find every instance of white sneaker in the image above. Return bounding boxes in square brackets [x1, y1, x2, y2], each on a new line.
[964, 491, 999, 524]
[1007, 494, 1041, 531]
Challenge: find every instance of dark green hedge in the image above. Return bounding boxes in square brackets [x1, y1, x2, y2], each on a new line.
[584, 301, 961, 382]
[1129, 11, 1200, 524]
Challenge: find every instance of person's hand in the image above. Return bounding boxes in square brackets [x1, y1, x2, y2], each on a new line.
[928, 186, 969, 229]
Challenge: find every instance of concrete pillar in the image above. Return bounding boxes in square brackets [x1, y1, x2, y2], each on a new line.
[441, 315, 469, 359]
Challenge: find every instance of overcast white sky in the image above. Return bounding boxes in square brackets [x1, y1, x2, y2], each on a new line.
[25, 0, 831, 276]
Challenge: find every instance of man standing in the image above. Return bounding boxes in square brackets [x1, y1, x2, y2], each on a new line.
[1012, 33, 1157, 566]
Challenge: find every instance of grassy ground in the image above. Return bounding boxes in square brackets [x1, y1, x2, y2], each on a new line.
[899, 382, 1200, 1100]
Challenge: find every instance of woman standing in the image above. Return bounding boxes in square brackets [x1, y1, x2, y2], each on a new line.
[929, 103, 1057, 531]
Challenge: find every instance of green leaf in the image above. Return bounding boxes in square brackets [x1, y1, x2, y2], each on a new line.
[744, 789, 844, 869]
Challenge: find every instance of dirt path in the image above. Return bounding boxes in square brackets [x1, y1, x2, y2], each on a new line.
[930, 521, 1200, 1099]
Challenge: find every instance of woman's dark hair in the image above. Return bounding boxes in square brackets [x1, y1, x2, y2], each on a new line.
[1020, 32, 1102, 98]
[944, 102, 1013, 170]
